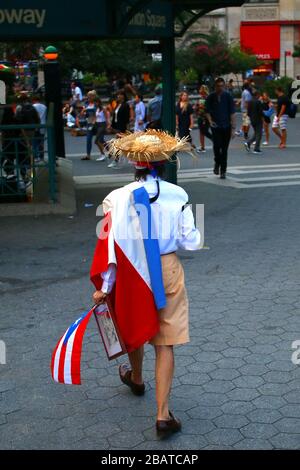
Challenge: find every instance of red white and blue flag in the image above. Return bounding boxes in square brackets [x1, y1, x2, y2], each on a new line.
[90, 183, 166, 353]
[51, 308, 94, 385]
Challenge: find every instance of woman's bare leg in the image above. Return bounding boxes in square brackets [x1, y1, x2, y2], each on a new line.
[154, 345, 174, 420]
[200, 131, 205, 150]
[128, 346, 144, 385]
[264, 122, 269, 143]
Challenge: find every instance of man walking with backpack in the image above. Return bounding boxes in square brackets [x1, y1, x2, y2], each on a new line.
[244, 89, 264, 155]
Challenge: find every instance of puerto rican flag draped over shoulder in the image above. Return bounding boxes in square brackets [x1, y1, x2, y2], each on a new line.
[51, 308, 94, 385]
[90, 184, 166, 353]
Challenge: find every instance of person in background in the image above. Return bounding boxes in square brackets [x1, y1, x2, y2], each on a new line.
[146, 87, 163, 130]
[206, 77, 236, 179]
[196, 85, 212, 153]
[226, 79, 234, 97]
[63, 103, 71, 126]
[15, 93, 40, 188]
[66, 106, 77, 129]
[81, 90, 97, 161]
[32, 96, 47, 162]
[240, 81, 252, 140]
[71, 81, 83, 105]
[244, 89, 264, 155]
[0, 105, 20, 180]
[107, 91, 130, 169]
[272, 86, 289, 149]
[94, 98, 109, 162]
[134, 94, 146, 132]
[261, 92, 274, 146]
[176, 91, 194, 144]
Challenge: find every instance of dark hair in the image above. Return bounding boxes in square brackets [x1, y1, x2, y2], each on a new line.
[215, 77, 225, 85]
[275, 86, 284, 93]
[117, 90, 128, 102]
[136, 93, 143, 101]
[134, 165, 165, 181]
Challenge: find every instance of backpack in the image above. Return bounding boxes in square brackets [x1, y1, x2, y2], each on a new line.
[16, 103, 40, 125]
[287, 101, 297, 119]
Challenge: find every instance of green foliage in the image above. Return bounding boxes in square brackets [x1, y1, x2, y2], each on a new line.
[176, 67, 198, 84]
[52, 40, 152, 78]
[293, 44, 300, 58]
[261, 76, 294, 98]
[176, 27, 258, 78]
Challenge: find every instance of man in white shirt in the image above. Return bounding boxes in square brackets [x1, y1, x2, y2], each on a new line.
[32, 96, 47, 161]
[71, 81, 83, 103]
[240, 81, 252, 140]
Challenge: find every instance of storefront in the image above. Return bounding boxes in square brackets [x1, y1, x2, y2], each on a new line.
[240, 22, 280, 75]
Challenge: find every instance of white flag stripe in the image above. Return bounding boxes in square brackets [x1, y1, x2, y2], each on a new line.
[63, 326, 78, 384]
[53, 331, 68, 382]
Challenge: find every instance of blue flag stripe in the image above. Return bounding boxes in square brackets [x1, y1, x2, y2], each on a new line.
[63, 310, 89, 345]
[133, 187, 166, 309]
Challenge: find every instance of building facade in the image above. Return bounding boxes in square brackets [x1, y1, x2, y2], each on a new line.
[185, 1, 300, 78]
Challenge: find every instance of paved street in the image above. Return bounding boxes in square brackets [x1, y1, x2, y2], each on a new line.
[0, 122, 300, 449]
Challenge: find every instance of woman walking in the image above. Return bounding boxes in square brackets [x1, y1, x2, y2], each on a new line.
[90, 130, 201, 438]
[94, 99, 109, 162]
[176, 91, 194, 143]
[196, 85, 212, 153]
[81, 90, 97, 161]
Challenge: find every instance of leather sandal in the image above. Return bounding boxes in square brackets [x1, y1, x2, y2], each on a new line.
[119, 363, 145, 396]
[156, 411, 182, 438]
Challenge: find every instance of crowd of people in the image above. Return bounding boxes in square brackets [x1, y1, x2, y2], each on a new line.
[0, 92, 47, 190]
[1, 75, 295, 189]
[63, 81, 163, 168]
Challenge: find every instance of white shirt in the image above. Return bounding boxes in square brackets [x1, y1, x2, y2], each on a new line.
[134, 101, 146, 131]
[33, 103, 47, 125]
[96, 108, 106, 123]
[241, 89, 252, 113]
[73, 86, 83, 101]
[101, 175, 201, 293]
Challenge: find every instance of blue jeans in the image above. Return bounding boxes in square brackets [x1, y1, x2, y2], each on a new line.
[86, 128, 94, 156]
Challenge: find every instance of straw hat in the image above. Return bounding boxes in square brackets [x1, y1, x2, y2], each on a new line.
[106, 129, 193, 163]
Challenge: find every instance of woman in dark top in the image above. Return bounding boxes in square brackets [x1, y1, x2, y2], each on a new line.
[111, 91, 130, 134]
[176, 92, 194, 142]
[107, 91, 130, 168]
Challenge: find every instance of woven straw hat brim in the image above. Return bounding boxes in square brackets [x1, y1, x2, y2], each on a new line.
[106, 130, 193, 162]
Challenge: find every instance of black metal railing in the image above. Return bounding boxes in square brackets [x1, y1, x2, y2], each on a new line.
[0, 103, 56, 203]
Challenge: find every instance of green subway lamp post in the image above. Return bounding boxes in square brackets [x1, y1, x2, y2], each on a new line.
[44, 45, 65, 158]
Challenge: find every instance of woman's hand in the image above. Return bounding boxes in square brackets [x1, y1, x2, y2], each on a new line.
[93, 290, 107, 305]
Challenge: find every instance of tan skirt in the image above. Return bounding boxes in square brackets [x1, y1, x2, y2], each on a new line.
[149, 253, 190, 346]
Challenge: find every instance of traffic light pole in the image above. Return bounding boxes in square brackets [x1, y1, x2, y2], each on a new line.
[44, 60, 65, 158]
[161, 35, 177, 185]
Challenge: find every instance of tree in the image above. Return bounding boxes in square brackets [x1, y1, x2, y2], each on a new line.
[293, 44, 300, 58]
[176, 27, 258, 80]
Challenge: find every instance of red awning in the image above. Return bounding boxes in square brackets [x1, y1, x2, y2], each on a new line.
[240, 24, 280, 60]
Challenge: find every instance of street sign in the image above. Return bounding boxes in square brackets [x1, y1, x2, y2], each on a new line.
[115, 0, 173, 38]
[0, 0, 108, 38]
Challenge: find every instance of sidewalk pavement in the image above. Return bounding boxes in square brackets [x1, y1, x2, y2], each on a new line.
[0, 179, 300, 450]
